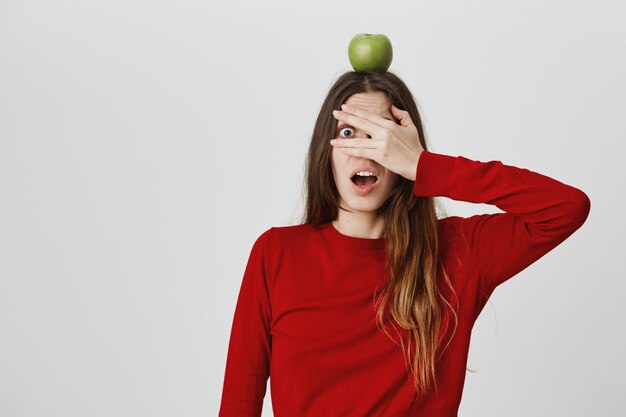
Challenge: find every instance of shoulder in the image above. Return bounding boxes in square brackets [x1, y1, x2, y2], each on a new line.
[266, 223, 320, 246]
[249, 224, 318, 285]
[436, 215, 474, 259]
[437, 215, 463, 238]
[251, 223, 318, 249]
[436, 215, 482, 273]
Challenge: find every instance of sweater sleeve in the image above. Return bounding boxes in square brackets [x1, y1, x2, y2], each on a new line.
[218, 228, 273, 417]
[413, 150, 591, 294]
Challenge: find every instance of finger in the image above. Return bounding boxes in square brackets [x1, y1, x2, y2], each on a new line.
[333, 110, 384, 138]
[338, 147, 374, 158]
[341, 104, 396, 129]
[330, 138, 379, 149]
[391, 105, 414, 128]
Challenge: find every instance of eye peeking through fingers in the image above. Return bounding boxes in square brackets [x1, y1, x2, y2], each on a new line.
[338, 127, 355, 138]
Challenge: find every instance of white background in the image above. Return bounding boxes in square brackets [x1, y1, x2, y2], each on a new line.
[1, 0, 624, 416]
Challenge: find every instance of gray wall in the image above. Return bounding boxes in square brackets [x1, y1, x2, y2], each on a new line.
[0, 0, 623, 416]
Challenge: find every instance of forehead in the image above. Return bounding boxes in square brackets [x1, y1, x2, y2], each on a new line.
[343, 92, 392, 117]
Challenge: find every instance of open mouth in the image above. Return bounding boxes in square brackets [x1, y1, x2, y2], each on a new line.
[350, 173, 379, 186]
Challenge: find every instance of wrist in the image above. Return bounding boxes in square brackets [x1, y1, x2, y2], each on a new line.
[411, 150, 424, 181]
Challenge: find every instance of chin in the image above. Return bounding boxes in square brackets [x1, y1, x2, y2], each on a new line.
[343, 196, 385, 212]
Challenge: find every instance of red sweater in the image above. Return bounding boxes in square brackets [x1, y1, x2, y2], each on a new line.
[218, 150, 590, 417]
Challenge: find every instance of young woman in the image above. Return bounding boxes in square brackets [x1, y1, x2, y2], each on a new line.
[218, 71, 591, 417]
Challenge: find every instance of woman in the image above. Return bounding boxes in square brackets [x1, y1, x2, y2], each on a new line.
[218, 71, 591, 417]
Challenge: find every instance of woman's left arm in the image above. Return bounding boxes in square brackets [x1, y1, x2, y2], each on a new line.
[330, 104, 591, 293]
[413, 150, 591, 293]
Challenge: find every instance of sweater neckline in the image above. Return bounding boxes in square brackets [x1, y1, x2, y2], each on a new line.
[321, 222, 386, 249]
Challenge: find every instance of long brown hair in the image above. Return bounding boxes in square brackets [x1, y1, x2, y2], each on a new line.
[300, 70, 460, 397]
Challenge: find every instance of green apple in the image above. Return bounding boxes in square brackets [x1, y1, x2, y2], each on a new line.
[348, 33, 393, 73]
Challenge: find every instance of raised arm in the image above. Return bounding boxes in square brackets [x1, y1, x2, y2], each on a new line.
[413, 150, 591, 294]
[218, 229, 273, 417]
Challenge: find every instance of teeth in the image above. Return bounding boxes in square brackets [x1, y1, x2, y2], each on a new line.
[355, 171, 376, 177]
